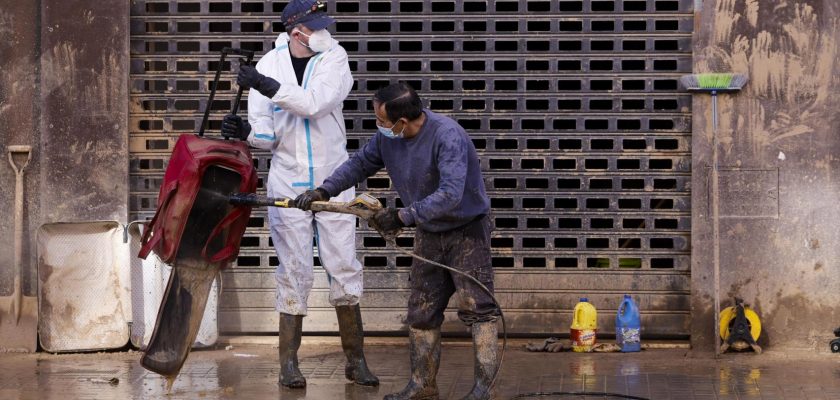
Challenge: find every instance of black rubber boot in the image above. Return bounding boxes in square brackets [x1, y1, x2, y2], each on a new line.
[335, 304, 380, 386]
[460, 322, 498, 400]
[278, 313, 306, 388]
[383, 328, 441, 400]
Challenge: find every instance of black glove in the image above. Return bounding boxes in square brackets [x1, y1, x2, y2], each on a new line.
[237, 65, 281, 98]
[294, 188, 330, 211]
[221, 114, 251, 140]
[370, 208, 405, 240]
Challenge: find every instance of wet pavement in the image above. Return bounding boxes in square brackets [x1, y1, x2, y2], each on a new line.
[2, 338, 840, 399]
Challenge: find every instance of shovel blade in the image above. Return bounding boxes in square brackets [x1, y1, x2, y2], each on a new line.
[0, 295, 38, 352]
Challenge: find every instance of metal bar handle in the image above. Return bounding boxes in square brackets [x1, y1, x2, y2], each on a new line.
[230, 49, 255, 117]
[198, 47, 255, 138]
[198, 50, 227, 137]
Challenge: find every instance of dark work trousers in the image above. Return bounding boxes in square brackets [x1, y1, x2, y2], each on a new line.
[406, 215, 500, 329]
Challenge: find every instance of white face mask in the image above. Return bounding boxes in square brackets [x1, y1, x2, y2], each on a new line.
[294, 29, 332, 53]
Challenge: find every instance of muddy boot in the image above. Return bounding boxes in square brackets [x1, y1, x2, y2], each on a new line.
[336, 304, 379, 386]
[278, 313, 306, 388]
[383, 328, 441, 400]
[460, 322, 498, 400]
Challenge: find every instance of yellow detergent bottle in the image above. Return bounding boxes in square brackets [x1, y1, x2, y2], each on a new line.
[571, 297, 597, 352]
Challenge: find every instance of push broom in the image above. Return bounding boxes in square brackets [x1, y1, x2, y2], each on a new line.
[680, 73, 748, 356]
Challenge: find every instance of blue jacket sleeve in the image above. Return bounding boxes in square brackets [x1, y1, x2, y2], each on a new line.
[321, 134, 385, 196]
[401, 129, 468, 226]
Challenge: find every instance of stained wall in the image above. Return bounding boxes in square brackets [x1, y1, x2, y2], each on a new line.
[691, 0, 840, 351]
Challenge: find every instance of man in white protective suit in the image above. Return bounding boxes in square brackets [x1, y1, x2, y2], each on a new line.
[220, 0, 378, 389]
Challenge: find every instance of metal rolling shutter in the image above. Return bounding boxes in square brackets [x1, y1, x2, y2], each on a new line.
[129, 0, 693, 337]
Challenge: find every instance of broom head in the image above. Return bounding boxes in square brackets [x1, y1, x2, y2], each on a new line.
[681, 73, 748, 92]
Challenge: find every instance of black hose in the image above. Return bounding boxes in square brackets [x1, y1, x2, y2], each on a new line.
[241, 199, 648, 400]
[390, 243, 651, 400]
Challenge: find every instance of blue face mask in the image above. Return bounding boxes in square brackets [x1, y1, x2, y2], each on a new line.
[377, 120, 405, 139]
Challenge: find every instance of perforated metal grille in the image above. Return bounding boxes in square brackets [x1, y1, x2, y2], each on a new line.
[130, 0, 693, 336]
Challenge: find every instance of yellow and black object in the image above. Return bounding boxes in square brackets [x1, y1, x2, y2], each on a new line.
[719, 298, 762, 354]
[829, 328, 840, 353]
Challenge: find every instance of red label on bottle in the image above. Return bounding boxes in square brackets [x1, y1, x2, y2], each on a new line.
[571, 328, 597, 351]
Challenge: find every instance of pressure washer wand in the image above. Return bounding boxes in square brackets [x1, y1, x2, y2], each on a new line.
[229, 193, 294, 208]
[229, 192, 382, 222]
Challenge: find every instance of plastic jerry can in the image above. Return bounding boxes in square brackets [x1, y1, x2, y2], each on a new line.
[616, 294, 641, 352]
[571, 298, 597, 352]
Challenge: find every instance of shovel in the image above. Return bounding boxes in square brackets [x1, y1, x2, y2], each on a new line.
[0, 145, 38, 352]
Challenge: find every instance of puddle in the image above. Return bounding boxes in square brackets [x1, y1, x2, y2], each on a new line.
[3, 346, 840, 399]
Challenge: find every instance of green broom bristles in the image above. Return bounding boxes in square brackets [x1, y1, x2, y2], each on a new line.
[699, 73, 732, 88]
[680, 73, 748, 91]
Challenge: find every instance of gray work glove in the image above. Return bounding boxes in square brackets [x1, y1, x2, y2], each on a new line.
[237, 65, 281, 98]
[525, 337, 568, 352]
[294, 188, 330, 211]
[221, 114, 250, 140]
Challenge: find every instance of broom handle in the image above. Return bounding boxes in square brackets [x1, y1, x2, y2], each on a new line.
[711, 92, 721, 357]
[712, 90, 718, 133]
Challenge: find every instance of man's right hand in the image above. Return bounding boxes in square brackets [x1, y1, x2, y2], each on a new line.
[369, 208, 405, 242]
[221, 114, 251, 140]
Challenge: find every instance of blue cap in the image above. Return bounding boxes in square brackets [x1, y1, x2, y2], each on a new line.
[580, 297, 588, 302]
[282, 0, 335, 31]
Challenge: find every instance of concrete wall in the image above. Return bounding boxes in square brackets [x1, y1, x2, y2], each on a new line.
[691, 0, 840, 351]
[0, 1, 128, 297]
[39, 1, 129, 223]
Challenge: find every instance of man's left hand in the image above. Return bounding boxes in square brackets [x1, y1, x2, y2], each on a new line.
[370, 208, 405, 240]
[237, 65, 281, 98]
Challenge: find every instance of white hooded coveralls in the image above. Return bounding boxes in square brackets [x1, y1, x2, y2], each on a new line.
[246, 32, 362, 315]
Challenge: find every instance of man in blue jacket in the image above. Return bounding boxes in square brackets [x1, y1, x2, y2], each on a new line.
[295, 82, 500, 400]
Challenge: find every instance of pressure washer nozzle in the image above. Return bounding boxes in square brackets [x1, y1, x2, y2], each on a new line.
[229, 192, 258, 206]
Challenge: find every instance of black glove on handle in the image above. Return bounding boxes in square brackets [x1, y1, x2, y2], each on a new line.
[369, 208, 405, 241]
[221, 114, 251, 141]
[294, 188, 330, 211]
[237, 65, 281, 98]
